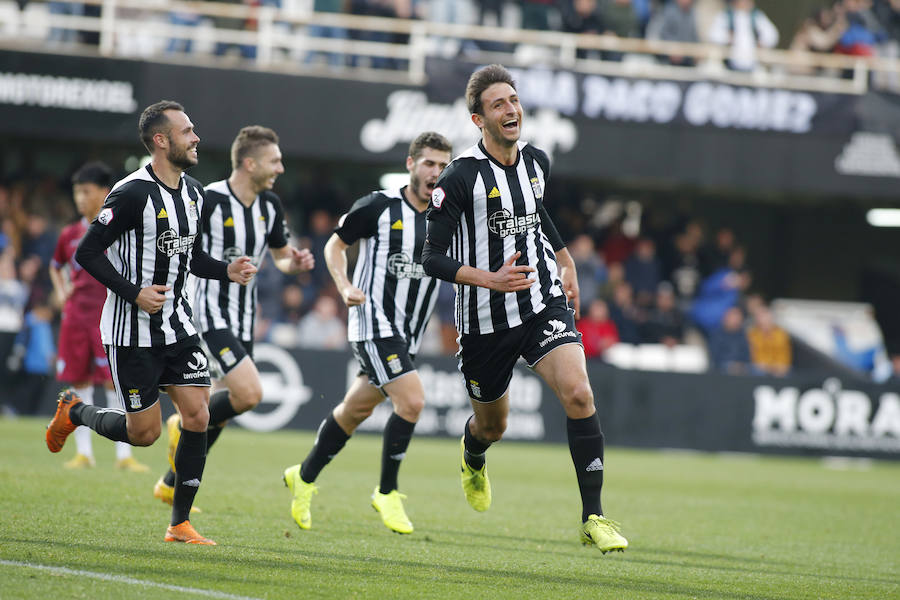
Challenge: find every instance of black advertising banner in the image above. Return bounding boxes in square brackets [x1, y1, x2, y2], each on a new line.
[4, 49, 900, 196]
[32, 345, 900, 459]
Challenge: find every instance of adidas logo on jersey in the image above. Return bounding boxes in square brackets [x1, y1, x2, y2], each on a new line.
[488, 186, 501, 198]
[391, 219, 403, 230]
[157, 207, 168, 219]
[586, 458, 604, 472]
[224, 217, 234, 227]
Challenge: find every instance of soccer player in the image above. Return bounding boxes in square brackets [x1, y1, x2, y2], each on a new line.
[282, 132, 452, 534]
[152, 125, 314, 507]
[49, 161, 148, 473]
[421, 65, 628, 553]
[45, 100, 257, 545]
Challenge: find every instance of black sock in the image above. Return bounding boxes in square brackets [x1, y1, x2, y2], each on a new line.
[379, 413, 416, 494]
[463, 415, 491, 470]
[172, 428, 207, 526]
[163, 468, 176, 487]
[300, 414, 350, 484]
[208, 390, 239, 425]
[70, 403, 130, 443]
[567, 413, 604, 522]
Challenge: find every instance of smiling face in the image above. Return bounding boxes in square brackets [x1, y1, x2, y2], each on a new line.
[407, 146, 450, 207]
[247, 143, 285, 193]
[161, 109, 200, 169]
[473, 82, 524, 149]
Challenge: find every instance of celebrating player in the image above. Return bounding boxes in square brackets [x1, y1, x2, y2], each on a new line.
[49, 161, 148, 473]
[45, 100, 257, 545]
[153, 125, 314, 508]
[283, 132, 451, 534]
[422, 65, 628, 552]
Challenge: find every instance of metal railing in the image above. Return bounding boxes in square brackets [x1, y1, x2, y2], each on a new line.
[3, 0, 900, 94]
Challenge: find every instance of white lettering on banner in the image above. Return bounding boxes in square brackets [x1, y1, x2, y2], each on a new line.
[235, 344, 311, 432]
[360, 91, 576, 159]
[834, 132, 900, 178]
[582, 76, 682, 123]
[508, 67, 579, 116]
[354, 360, 545, 439]
[0, 72, 137, 113]
[752, 378, 900, 452]
[683, 83, 817, 133]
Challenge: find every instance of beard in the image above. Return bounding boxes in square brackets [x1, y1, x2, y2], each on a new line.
[167, 138, 197, 170]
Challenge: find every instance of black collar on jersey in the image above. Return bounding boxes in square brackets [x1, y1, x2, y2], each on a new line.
[478, 140, 521, 171]
[145, 164, 183, 196]
[226, 179, 258, 209]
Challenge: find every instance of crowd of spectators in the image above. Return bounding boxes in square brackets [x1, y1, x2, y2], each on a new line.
[20, 1, 900, 73]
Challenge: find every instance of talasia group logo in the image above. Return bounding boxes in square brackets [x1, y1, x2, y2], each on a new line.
[488, 209, 540, 238]
[157, 229, 196, 257]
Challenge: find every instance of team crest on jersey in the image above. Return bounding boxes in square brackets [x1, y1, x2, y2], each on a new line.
[128, 388, 141, 409]
[530, 177, 543, 199]
[488, 209, 540, 238]
[468, 379, 482, 399]
[157, 229, 196, 257]
[387, 252, 425, 280]
[386, 353, 403, 375]
[97, 208, 113, 225]
[219, 347, 237, 367]
[431, 187, 445, 209]
[223, 246, 243, 262]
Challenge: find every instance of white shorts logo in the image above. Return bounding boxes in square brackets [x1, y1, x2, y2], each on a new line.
[540, 319, 576, 348]
[542, 320, 567, 336]
[187, 351, 208, 371]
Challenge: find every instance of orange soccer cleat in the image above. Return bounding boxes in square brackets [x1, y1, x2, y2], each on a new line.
[164, 521, 216, 545]
[46, 389, 83, 453]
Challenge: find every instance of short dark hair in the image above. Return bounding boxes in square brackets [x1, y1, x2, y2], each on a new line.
[231, 125, 280, 170]
[138, 100, 185, 153]
[71, 161, 113, 189]
[466, 64, 516, 115]
[408, 131, 452, 161]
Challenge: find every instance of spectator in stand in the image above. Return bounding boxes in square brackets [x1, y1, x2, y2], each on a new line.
[608, 281, 643, 344]
[646, 0, 700, 66]
[473, 0, 505, 26]
[600, 217, 636, 265]
[306, 0, 350, 68]
[631, 0, 652, 35]
[306, 208, 337, 293]
[662, 226, 703, 310]
[166, 9, 203, 54]
[789, 4, 847, 62]
[746, 305, 791, 376]
[699, 226, 736, 276]
[641, 282, 685, 347]
[598, 260, 624, 301]
[708, 0, 779, 72]
[874, 0, 900, 43]
[835, 0, 886, 56]
[0, 247, 27, 414]
[521, 0, 556, 30]
[708, 305, 751, 375]
[578, 298, 619, 359]
[689, 246, 751, 334]
[624, 236, 662, 309]
[297, 295, 347, 350]
[563, 0, 604, 59]
[7, 301, 56, 415]
[569, 233, 607, 308]
[600, 0, 639, 60]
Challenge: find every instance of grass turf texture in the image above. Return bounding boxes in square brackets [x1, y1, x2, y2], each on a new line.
[1, 417, 897, 599]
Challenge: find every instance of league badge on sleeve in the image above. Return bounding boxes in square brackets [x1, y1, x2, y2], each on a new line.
[98, 208, 114, 225]
[431, 187, 445, 209]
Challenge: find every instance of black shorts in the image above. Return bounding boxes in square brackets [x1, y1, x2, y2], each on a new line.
[350, 336, 416, 388]
[202, 328, 253, 378]
[459, 299, 582, 403]
[106, 336, 211, 413]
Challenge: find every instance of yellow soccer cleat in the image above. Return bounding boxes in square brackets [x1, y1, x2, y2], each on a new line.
[283, 464, 317, 530]
[115, 456, 150, 473]
[164, 520, 216, 545]
[46, 389, 82, 453]
[165, 413, 181, 473]
[371, 487, 413, 534]
[581, 515, 628, 554]
[64, 453, 95, 470]
[153, 477, 201, 513]
[459, 437, 491, 512]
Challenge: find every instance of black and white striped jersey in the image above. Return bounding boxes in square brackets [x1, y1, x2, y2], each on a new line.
[425, 141, 564, 335]
[194, 180, 289, 342]
[335, 187, 439, 354]
[77, 165, 215, 347]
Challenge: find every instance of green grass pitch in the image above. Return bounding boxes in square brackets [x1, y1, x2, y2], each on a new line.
[1, 416, 897, 599]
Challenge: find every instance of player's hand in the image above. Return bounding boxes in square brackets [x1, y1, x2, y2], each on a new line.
[136, 284, 170, 314]
[290, 247, 315, 273]
[559, 263, 580, 319]
[227, 256, 257, 286]
[488, 252, 536, 293]
[340, 285, 366, 307]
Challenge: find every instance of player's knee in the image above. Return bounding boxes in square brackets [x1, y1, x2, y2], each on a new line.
[479, 420, 507, 442]
[231, 380, 263, 413]
[559, 379, 594, 412]
[128, 426, 160, 447]
[347, 402, 375, 423]
[180, 404, 210, 432]
[395, 395, 424, 421]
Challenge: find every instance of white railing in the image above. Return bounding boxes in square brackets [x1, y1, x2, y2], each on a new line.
[3, 0, 900, 94]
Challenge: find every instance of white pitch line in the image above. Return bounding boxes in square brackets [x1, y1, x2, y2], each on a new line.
[0, 559, 263, 600]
